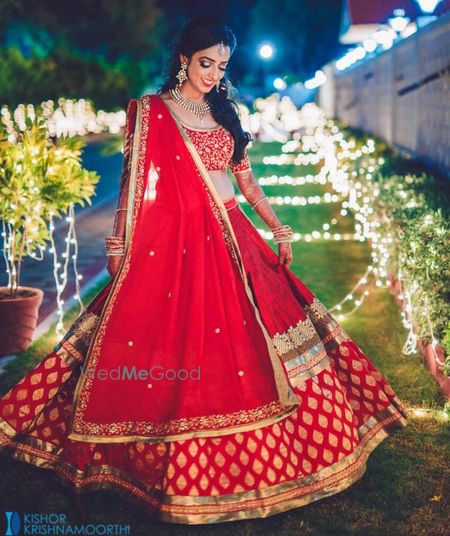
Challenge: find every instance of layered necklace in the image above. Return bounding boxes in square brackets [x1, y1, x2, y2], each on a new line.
[168, 86, 211, 123]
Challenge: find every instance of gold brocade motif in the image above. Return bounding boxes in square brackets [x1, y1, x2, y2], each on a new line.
[182, 125, 251, 173]
[0, 400, 408, 524]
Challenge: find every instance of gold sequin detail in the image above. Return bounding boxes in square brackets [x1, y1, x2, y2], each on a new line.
[183, 125, 251, 173]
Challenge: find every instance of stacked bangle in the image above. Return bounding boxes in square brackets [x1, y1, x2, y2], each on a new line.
[105, 235, 125, 257]
[270, 224, 293, 244]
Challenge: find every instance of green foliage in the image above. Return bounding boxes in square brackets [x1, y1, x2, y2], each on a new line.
[0, 1, 165, 63]
[0, 1, 166, 107]
[333, 122, 450, 374]
[0, 47, 131, 109]
[0, 104, 100, 297]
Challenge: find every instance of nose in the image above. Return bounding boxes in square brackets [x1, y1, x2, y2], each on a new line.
[211, 65, 221, 80]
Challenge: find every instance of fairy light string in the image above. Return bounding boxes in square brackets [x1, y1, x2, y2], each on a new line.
[2, 95, 445, 362]
[241, 97, 444, 364]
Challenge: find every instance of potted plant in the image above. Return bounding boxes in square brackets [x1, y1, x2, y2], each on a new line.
[0, 103, 99, 356]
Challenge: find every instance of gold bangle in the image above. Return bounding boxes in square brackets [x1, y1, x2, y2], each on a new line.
[115, 208, 128, 212]
[251, 196, 267, 209]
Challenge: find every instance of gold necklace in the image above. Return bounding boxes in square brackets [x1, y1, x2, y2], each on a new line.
[168, 86, 211, 123]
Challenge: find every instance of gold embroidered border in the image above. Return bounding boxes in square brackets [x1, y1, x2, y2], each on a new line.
[53, 311, 102, 367]
[248, 295, 350, 389]
[272, 315, 318, 357]
[272, 297, 350, 360]
[68, 96, 149, 438]
[65, 402, 297, 443]
[0, 401, 408, 524]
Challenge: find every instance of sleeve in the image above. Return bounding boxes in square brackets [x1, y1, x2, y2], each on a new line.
[113, 99, 138, 237]
[228, 149, 252, 174]
[119, 98, 138, 196]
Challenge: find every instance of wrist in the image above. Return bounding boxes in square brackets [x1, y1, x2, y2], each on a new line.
[249, 197, 281, 228]
[105, 235, 125, 256]
[270, 224, 293, 244]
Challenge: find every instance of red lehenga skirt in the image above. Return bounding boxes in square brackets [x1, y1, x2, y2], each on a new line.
[0, 195, 408, 524]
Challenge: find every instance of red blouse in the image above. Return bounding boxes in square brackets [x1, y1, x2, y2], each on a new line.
[182, 125, 251, 174]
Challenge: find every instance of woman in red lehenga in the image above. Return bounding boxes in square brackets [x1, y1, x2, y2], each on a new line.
[0, 15, 408, 524]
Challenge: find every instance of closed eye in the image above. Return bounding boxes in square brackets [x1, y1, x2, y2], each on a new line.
[200, 62, 227, 72]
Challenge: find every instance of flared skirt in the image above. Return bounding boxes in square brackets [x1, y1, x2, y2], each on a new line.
[0, 195, 409, 524]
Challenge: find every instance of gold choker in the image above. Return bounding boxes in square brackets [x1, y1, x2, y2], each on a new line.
[168, 86, 211, 123]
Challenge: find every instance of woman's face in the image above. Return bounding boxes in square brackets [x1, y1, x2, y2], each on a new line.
[180, 43, 231, 94]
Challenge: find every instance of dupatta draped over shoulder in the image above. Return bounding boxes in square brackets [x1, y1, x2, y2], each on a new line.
[68, 94, 298, 443]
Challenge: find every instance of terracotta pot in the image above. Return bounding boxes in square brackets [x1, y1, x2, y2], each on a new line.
[0, 286, 44, 356]
[387, 272, 450, 400]
[422, 341, 450, 400]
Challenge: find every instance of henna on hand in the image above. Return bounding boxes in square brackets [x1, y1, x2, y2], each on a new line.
[233, 169, 282, 229]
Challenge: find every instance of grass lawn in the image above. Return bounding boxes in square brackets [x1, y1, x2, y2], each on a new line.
[0, 140, 448, 536]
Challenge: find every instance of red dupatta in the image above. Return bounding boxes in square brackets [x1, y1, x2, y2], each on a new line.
[68, 94, 298, 443]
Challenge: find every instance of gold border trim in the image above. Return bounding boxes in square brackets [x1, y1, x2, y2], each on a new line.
[0, 402, 408, 524]
[63, 403, 297, 443]
[68, 98, 146, 437]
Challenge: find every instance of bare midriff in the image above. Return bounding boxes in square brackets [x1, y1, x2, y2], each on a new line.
[207, 170, 236, 202]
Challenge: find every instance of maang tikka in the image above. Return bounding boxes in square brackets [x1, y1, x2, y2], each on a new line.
[216, 41, 225, 92]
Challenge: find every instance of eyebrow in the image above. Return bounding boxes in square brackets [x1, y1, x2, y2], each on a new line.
[199, 55, 229, 64]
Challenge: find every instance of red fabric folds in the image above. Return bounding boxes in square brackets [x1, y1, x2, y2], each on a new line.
[68, 95, 298, 442]
[0, 95, 409, 522]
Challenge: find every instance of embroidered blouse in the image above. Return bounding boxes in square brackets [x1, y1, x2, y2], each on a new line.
[182, 125, 251, 174]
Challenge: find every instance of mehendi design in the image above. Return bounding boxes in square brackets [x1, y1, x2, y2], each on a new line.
[235, 172, 283, 229]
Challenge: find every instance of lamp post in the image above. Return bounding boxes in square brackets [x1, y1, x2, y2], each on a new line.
[415, 0, 443, 13]
[257, 43, 275, 93]
[388, 8, 411, 38]
[373, 25, 396, 50]
[415, 0, 443, 28]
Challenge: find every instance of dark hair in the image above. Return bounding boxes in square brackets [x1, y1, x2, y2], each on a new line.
[157, 14, 252, 166]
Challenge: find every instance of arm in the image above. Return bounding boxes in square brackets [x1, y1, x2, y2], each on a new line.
[232, 168, 282, 229]
[112, 99, 138, 238]
[230, 152, 293, 267]
[105, 99, 137, 271]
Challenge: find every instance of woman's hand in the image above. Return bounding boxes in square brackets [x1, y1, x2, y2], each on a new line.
[277, 242, 293, 267]
[107, 256, 123, 279]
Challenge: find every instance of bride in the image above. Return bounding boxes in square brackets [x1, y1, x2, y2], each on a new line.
[0, 14, 408, 525]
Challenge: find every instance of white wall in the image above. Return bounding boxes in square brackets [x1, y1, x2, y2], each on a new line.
[319, 12, 450, 174]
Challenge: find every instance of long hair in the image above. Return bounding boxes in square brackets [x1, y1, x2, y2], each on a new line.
[157, 15, 252, 166]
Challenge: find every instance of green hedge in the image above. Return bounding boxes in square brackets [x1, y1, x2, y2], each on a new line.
[334, 122, 450, 374]
[0, 47, 132, 109]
